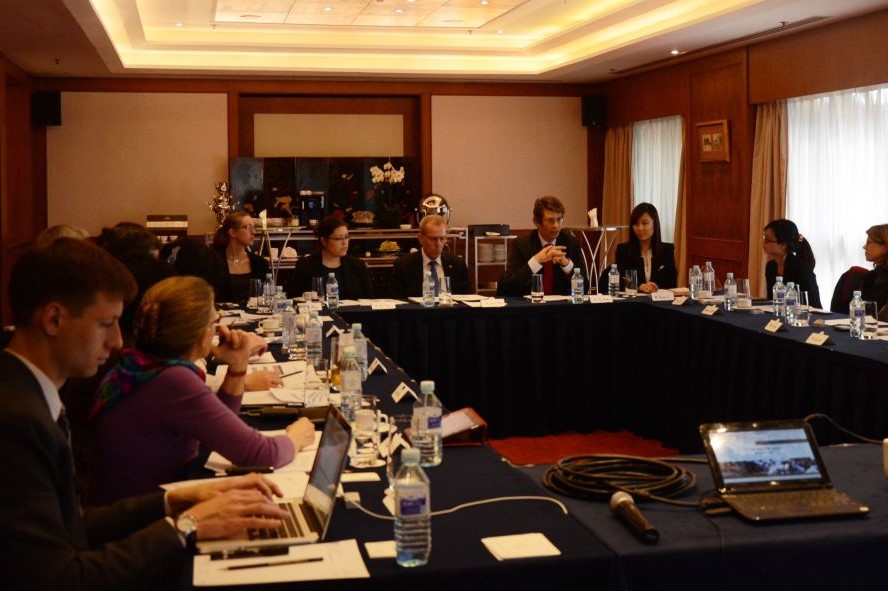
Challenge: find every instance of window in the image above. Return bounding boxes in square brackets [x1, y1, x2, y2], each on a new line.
[632, 116, 683, 241]
[787, 84, 888, 299]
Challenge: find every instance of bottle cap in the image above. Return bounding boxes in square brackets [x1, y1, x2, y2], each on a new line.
[352, 322, 362, 331]
[420, 380, 435, 393]
[401, 448, 421, 465]
[328, 272, 335, 278]
[343, 345, 355, 358]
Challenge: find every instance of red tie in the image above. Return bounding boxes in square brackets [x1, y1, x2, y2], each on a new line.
[543, 260, 555, 295]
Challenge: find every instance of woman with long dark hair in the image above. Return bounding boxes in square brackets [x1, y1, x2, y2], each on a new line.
[762, 218, 821, 308]
[599, 202, 677, 294]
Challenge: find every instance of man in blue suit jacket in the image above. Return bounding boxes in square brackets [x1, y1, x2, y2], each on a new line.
[0, 238, 289, 590]
[388, 214, 471, 298]
[498, 196, 587, 297]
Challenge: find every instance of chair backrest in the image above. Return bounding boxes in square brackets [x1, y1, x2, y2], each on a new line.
[829, 266, 869, 313]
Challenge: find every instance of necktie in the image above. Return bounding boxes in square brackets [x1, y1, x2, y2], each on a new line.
[57, 407, 72, 446]
[429, 260, 440, 296]
[542, 244, 555, 294]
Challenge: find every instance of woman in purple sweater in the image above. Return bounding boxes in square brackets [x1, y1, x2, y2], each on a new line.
[87, 275, 315, 506]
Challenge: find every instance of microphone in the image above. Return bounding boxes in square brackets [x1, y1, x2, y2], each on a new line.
[609, 491, 659, 544]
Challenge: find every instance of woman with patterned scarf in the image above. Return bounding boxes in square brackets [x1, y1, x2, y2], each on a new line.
[86, 275, 314, 506]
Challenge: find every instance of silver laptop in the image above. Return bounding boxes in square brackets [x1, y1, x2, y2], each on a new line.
[197, 405, 352, 553]
[699, 419, 870, 522]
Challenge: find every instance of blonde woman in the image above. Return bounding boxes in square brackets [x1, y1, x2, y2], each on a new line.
[213, 211, 269, 304]
[87, 275, 314, 505]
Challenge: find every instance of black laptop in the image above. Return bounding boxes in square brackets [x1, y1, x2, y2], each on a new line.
[699, 419, 870, 522]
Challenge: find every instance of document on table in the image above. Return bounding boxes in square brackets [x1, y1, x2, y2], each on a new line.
[193, 539, 369, 586]
[204, 430, 321, 474]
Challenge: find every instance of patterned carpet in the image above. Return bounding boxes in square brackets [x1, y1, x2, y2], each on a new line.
[487, 430, 680, 466]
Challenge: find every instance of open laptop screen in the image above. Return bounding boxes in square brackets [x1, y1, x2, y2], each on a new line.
[701, 421, 829, 491]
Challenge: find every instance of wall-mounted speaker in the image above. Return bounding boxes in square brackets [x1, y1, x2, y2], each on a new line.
[32, 91, 61, 127]
[581, 95, 606, 128]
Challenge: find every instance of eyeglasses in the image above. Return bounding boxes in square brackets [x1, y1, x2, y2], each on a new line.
[329, 235, 350, 242]
[238, 224, 254, 231]
[422, 235, 447, 242]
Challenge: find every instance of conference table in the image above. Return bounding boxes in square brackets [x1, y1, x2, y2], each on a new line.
[337, 297, 888, 452]
[205, 302, 888, 591]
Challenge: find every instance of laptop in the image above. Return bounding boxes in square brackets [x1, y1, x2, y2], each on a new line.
[197, 405, 352, 554]
[699, 419, 870, 522]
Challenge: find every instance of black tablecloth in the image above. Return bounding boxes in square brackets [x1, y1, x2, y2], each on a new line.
[338, 299, 888, 452]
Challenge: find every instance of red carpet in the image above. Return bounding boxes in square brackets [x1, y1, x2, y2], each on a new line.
[487, 430, 680, 466]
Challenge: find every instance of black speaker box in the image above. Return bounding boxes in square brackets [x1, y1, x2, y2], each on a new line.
[32, 91, 61, 126]
[581, 95, 606, 128]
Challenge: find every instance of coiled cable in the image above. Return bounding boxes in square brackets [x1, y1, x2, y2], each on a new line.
[541, 453, 700, 507]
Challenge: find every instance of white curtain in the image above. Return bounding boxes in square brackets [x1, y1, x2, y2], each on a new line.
[631, 115, 683, 242]
[787, 84, 888, 301]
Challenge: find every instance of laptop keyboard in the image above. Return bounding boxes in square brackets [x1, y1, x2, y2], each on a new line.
[247, 501, 305, 540]
[728, 488, 866, 518]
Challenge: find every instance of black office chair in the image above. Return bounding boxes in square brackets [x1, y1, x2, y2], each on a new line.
[829, 266, 869, 313]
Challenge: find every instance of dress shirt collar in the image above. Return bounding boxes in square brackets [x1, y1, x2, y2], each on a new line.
[537, 231, 560, 247]
[422, 251, 440, 269]
[5, 349, 63, 421]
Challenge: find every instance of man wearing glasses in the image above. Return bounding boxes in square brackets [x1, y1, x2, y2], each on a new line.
[388, 214, 471, 298]
[499, 196, 586, 297]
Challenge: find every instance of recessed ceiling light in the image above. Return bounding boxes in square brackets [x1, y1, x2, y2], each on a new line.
[670, 49, 680, 55]
[175, 22, 183, 28]
[395, 8, 403, 13]
[323, 5, 332, 11]
[496, 29, 504, 34]
[480, 0, 490, 5]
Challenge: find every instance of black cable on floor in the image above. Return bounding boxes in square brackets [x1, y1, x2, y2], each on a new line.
[541, 453, 699, 506]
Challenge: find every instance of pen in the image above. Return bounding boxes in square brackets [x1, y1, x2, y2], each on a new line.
[280, 370, 304, 378]
[225, 556, 324, 570]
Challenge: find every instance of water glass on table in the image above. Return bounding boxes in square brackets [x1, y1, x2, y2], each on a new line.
[351, 395, 386, 468]
[862, 301, 879, 340]
[531, 273, 544, 303]
[737, 278, 752, 308]
[311, 276, 326, 303]
[248, 278, 263, 310]
[792, 291, 810, 326]
[438, 276, 454, 307]
[623, 269, 638, 297]
[384, 414, 413, 491]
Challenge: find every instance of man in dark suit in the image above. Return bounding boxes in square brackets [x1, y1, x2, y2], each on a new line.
[498, 196, 587, 297]
[388, 214, 471, 298]
[0, 238, 289, 590]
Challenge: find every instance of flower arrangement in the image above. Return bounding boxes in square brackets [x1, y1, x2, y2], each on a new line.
[370, 161, 406, 187]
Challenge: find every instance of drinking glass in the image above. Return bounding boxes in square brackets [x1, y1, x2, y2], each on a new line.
[351, 395, 384, 468]
[624, 269, 638, 297]
[248, 278, 263, 310]
[303, 358, 330, 407]
[792, 291, 810, 326]
[384, 414, 413, 491]
[862, 301, 879, 340]
[311, 276, 325, 302]
[737, 278, 752, 308]
[438, 276, 454, 307]
[531, 274, 544, 303]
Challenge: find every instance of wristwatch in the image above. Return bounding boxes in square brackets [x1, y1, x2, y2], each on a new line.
[175, 513, 198, 552]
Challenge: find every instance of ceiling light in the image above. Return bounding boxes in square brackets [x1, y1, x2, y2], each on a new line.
[480, 0, 490, 5]
[670, 49, 680, 55]
[323, 5, 332, 11]
[395, 8, 403, 13]
[240, 14, 261, 20]
[175, 22, 182, 28]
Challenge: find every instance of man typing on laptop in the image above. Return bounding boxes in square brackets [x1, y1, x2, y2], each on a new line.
[0, 238, 290, 590]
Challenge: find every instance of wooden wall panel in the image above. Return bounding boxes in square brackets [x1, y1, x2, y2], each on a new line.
[749, 9, 888, 104]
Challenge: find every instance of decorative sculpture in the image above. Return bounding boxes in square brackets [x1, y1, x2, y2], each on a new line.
[207, 181, 234, 227]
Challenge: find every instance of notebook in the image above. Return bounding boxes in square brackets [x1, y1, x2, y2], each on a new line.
[699, 419, 870, 522]
[197, 405, 352, 554]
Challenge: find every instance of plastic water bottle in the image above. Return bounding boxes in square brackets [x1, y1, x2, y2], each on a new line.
[570, 268, 585, 303]
[700, 261, 715, 299]
[784, 281, 798, 325]
[394, 448, 431, 568]
[305, 309, 323, 367]
[849, 290, 865, 339]
[422, 269, 435, 307]
[273, 285, 287, 319]
[723, 272, 737, 311]
[689, 265, 703, 301]
[772, 276, 786, 320]
[325, 272, 340, 310]
[608, 264, 620, 297]
[412, 380, 443, 467]
[339, 346, 363, 422]
[352, 322, 369, 381]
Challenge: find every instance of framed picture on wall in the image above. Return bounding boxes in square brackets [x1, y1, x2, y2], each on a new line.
[696, 120, 730, 162]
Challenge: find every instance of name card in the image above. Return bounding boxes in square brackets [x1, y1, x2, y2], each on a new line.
[806, 331, 833, 346]
[702, 305, 720, 316]
[672, 296, 688, 306]
[368, 358, 388, 375]
[325, 325, 343, 338]
[480, 298, 507, 308]
[588, 294, 614, 304]
[764, 319, 785, 333]
[391, 382, 418, 403]
[371, 301, 397, 310]
[651, 290, 674, 302]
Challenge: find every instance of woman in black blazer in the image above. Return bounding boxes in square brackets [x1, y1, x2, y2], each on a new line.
[598, 202, 677, 294]
[286, 216, 373, 299]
